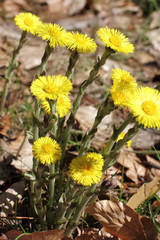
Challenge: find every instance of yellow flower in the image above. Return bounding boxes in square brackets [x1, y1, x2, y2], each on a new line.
[68, 32, 97, 53]
[14, 12, 41, 35]
[30, 75, 73, 100]
[111, 68, 137, 89]
[110, 87, 130, 107]
[57, 95, 72, 118]
[126, 87, 160, 129]
[110, 69, 137, 107]
[37, 23, 71, 48]
[32, 136, 62, 164]
[97, 27, 134, 54]
[69, 153, 104, 186]
[41, 95, 71, 118]
[116, 132, 131, 148]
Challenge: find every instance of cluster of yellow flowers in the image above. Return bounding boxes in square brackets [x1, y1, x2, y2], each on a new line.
[14, 12, 160, 187]
[30, 75, 72, 117]
[110, 68, 160, 129]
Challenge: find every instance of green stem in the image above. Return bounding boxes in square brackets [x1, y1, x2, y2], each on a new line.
[60, 47, 114, 168]
[72, 47, 114, 116]
[103, 116, 140, 172]
[34, 163, 47, 230]
[65, 50, 79, 80]
[0, 31, 27, 113]
[48, 164, 55, 209]
[79, 97, 114, 156]
[64, 184, 96, 237]
[40, 42, 53, 75]
[103, 113, 133, 157]
[31, 42, 53, 225]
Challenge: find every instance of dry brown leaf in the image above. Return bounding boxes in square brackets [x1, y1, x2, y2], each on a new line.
[5, 230, 72, 240]
[9, 131, 33, 171]
[86, 199, 147, 240]
[127, 177, 160, 210]
[0, 180, 25, 217]
[0, 114, 10, 136]
[117, 147, 146, 183]
[140, 216, 159, 240]
[2, 0, 29, 17]
[75, 227, 117, 240]
[145, 155, 160, 179]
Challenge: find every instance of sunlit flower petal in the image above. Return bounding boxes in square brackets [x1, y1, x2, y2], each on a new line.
[126, 87, 160, 129]
[32, 136, 62, 164]
[37, 23, 71, 48]
[68, 32, 97, 53]
[97, 27, 134, 54]
[14, 12, 41, 35]
[30, 75, 73, 100]
[69, 153, 104, 186]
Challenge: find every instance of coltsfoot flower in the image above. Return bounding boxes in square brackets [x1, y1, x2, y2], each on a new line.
[30, 75, 73, 100]
[97, 27, 134, 54]
[14, 12, 41, 35]
[116, 132, 131, 148]
[32, 136, 62, 164]
[126, 87, 160, 129]
[110, 87, 130, 107]
[69, 153, 104, 186]
[110, 69, 137, 107]
[68, 32, 97, 53]
[111, 68, 137, 89]
[37, 23, 71, 48]
[41, 95, 72, 118]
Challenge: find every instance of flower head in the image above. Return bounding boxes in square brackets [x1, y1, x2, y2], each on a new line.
[41, 95, 71, 117]
[110, 69, 137, 107]
[116, 132, 131, 148]
[32, 136, 62, 164]
[37, 23, 71, 48]
[30, 75, 73, 101]
[110, 86, 132, 107]
[111, 68, 137, 89]
[97, 27, 134, 54]
[68, 32, 97, 53]
[69, 153, 104, 186]
[14, 12, 41, 35]
[126, 87, 160, 129]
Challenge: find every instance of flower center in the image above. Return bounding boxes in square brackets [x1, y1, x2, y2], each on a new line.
[109, 35, 121, 47]
[121, 74, 130, 83]
[49, 28, 60, 37]
[75, 35, 86, 44]
[141, 100, 157, 115]
[43, 144, 52, 153]
[24, 17, 34, 27]
[44, 84, 58, 94]
[82, 164, 91, 173]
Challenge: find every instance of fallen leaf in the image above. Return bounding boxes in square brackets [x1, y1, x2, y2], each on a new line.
[9, 131, 33, 171]
[140, 216, 160, 240]
[0, 114, 10, 136]
[86, 198, 148, 240]
[5, 229, 72, 240]
[75, 228, 118, 239]
[127, 177, 160, 210]
[146, 29, 160, 52]
[0, 180, 25, 217]
[117, 147, 146, 184]
[2, 0, 29, 17]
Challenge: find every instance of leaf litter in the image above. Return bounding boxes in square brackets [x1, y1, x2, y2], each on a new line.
[0, 0, 160, 239]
